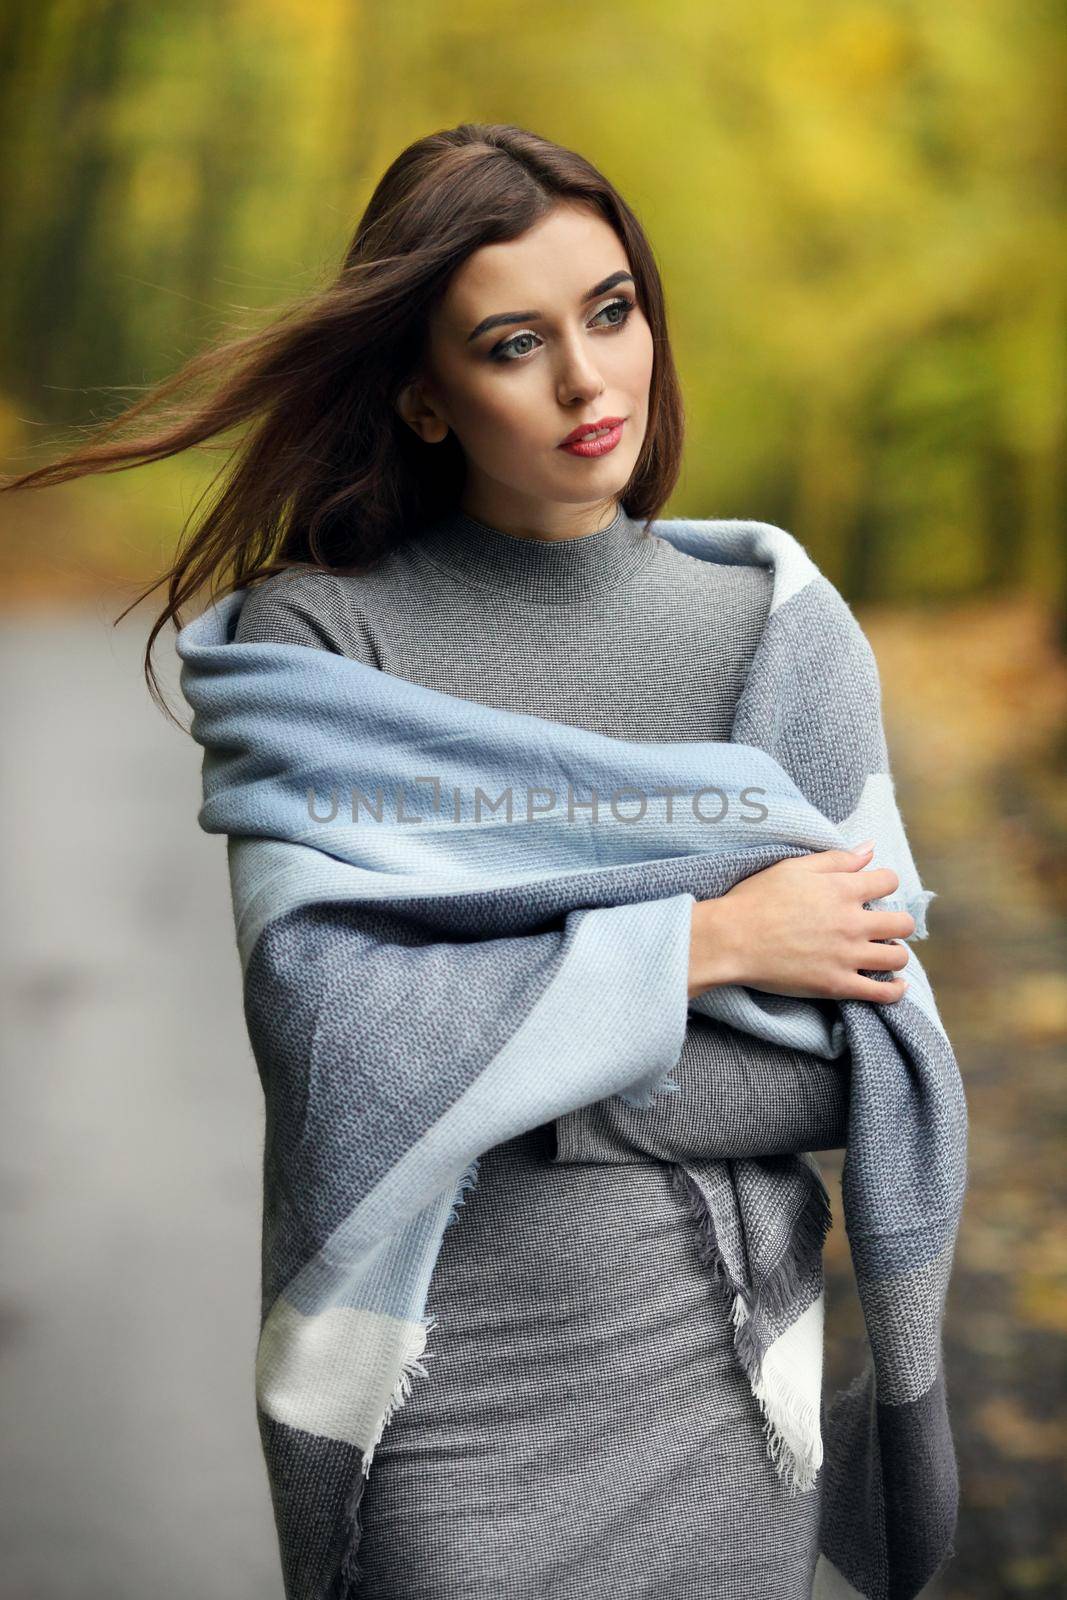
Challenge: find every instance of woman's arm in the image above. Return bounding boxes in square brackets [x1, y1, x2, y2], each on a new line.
[553, 1013, 849, 1164]
[554, 841, 912, 1168]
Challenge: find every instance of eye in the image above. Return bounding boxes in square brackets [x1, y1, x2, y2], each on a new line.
[589, 295, 635, 330]
[489, 296, 637, 363]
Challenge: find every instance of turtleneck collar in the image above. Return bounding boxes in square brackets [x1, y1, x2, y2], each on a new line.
[409, 503, 656, 603]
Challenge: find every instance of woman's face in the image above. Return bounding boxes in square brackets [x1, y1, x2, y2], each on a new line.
[398, 201, 654, 538]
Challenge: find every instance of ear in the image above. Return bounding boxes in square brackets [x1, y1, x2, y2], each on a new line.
[395, 378, 450, 444]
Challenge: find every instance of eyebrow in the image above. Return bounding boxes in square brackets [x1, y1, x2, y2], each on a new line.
[465, 270, 636, 343]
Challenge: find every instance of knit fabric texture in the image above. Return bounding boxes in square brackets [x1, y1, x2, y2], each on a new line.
[176, 514, 967, 1600]
[233, 502, 852, 1176]
[233, 503, 850, 1598]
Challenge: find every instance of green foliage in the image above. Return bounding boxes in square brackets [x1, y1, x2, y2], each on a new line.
[0, 0, 1063, 600]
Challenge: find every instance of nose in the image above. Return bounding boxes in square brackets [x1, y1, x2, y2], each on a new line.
[554, 330, 605, 406]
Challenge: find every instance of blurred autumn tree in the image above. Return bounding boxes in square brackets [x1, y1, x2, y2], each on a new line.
[0, 0, 1062, 607]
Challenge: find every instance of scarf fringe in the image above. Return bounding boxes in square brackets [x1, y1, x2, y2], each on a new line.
[333, 1155, 483, 1592]
[327, 1313, 436, 1593]
[334, 1466, 368, 1593]
[617, 1067, 682, 1110]
[734, 1291, 824, 1496]
[666, 1160, 832, 1495]
[444, 1155, 482, 1229]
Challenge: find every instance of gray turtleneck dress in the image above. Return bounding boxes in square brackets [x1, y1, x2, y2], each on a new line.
[234, 505, 850, 1600]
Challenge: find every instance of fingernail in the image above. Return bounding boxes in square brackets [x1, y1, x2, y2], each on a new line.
[850, 838, 875, 854]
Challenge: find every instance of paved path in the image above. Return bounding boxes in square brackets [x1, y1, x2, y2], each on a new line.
[0, 606, 284, 1597]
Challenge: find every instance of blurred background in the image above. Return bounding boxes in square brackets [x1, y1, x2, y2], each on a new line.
[1, 3, 1064, 1597]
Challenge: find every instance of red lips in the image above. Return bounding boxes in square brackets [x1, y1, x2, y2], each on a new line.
[558, 416, 626, 447]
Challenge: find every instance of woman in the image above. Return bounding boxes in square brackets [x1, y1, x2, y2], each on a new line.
[5, 124, 914, 1597]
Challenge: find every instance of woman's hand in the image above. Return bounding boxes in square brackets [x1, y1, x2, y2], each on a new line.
[687, 843, 916, 1003]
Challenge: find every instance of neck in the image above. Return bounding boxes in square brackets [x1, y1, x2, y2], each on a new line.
[411, 502, 655, 602]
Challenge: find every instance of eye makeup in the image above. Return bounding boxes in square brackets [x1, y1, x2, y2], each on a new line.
[489, 296, 637, 364]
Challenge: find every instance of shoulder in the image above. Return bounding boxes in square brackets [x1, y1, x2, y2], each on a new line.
[654, 516, 881, 684]
[761, 553, 885, 718]
[648, 530, 774, 612]
[233, 567, 380, 664]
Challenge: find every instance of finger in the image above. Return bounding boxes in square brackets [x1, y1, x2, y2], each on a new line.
[799, 847, 876, 873]
[845, 866, 901, 898]
[857, 941, 911, 974]
[860, 910, 917, 940]
[847, 974, 910, 1004]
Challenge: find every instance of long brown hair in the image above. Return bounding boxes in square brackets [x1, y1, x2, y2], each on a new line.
[1, 122, 686, 724]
